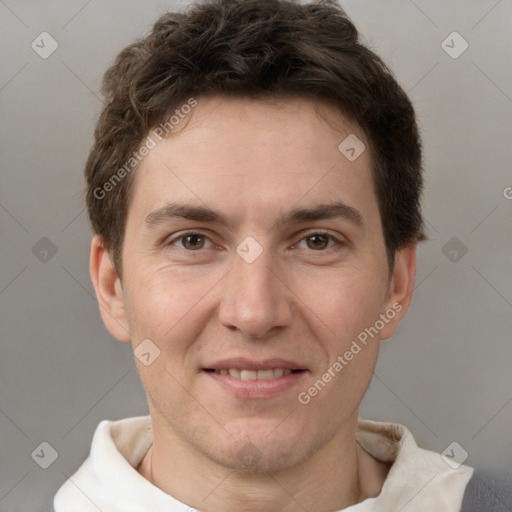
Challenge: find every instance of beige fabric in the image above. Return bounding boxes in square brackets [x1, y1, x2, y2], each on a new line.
[54, 415, 473, 511]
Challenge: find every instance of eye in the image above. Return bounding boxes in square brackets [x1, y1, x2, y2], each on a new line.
[170, 232, 214, 251]
[166, 230, 344, 253]
[295, 231, 343, 251]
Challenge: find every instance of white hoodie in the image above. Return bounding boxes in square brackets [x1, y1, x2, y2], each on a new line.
[54, 415, 473, 511]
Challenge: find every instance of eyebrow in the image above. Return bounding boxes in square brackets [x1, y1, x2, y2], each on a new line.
[143, 201, 364, 230]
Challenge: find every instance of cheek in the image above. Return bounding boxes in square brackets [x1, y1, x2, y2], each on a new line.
[124, 279, 178, 339]
[123, 270, 210, 412]
[123, 266, 220, 357]
[302, 267, 386, 345]
[297, 266, 385, 403]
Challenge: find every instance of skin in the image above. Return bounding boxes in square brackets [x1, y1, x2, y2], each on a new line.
[90, 96, 417, 511]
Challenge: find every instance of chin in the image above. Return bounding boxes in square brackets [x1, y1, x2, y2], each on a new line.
[207, 422, 311, 473]
[217, 442, 306, 474]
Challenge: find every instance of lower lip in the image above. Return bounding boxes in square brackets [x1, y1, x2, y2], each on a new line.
[203, 370, 308, 399]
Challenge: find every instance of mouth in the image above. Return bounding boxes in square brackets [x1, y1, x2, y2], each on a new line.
[204, 368, 303, 380]
[202, 359, 308, 398]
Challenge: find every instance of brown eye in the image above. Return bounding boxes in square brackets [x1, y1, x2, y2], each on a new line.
[168, 231, 215, 253]
[305, 233, 330, 250]
[182, 234, 205, 250]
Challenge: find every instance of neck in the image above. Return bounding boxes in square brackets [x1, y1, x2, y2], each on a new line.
[138, 411, 386, 512]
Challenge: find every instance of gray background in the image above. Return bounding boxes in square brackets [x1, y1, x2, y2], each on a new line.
[1, 0, 511, 510]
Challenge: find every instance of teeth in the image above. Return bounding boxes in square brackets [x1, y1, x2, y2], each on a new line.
[214, 368, 297, 380]
[256, 369, 274, 380]
[240, 370, 258, 380]
[228, 368, 241, 379]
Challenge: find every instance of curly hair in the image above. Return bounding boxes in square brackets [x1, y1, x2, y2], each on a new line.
[85, 0, 426, 277]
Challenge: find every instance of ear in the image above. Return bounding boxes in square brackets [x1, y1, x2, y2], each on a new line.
[89, 235, 131, 343]
[379, 244, 417, 341]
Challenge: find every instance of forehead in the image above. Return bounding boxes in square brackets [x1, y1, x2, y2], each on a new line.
[127, 95, 379, 231]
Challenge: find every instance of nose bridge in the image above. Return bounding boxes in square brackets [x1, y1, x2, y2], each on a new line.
[218, 242, 291, 337]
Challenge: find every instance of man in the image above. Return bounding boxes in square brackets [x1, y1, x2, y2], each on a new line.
[54, 0, 476, 510]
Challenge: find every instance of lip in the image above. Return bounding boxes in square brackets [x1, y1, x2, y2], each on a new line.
[203, 357, 306, 371]
[204, 369, 308, 399]
[202, 358, 308, 399]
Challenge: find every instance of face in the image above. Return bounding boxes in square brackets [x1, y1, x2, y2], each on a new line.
[92, 96, 415, 473]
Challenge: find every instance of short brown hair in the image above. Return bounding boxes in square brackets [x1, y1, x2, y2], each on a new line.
[85, 0, 426, 277]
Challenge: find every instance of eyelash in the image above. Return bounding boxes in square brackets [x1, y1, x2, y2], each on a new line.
[167, 230, 345, 254]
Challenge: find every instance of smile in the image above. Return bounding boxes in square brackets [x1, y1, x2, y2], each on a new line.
[203, 368, 307, 399]
[212, 368, 295, 380]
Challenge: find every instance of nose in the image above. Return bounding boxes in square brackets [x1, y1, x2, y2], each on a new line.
[218, 246, 293, 339]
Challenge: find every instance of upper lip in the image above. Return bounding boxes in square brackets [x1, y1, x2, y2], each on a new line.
[204, 358, 307, 371]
